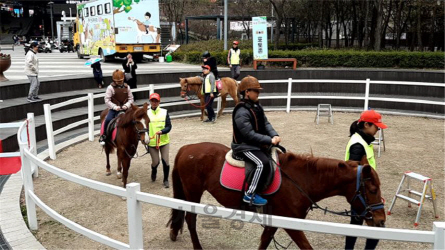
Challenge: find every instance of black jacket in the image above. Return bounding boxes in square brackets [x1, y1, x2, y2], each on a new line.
[231, 100, 278, 153]
[349, 130, 375, 161]
[122, 59, 137, 76]
[204, 57, 219, 79]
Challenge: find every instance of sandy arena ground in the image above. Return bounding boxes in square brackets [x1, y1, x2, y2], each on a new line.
[30, 111, 444, 249]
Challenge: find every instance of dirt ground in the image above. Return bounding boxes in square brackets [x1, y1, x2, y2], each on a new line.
[30, 111, 444, 249]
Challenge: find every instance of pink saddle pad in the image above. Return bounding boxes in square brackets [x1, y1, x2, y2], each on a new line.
[111, 128, 118, 142]
[220, 161, 281, 195]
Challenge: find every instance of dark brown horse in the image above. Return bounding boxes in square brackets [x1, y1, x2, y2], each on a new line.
[168, 142, 386, 249]
[100, 103, 150, 188]
[179, 77, 239, 120]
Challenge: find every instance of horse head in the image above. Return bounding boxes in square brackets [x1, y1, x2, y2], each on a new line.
[130, 103, 150, 145]
[342, 162, 386, 227]
[179, 78, 188, 98]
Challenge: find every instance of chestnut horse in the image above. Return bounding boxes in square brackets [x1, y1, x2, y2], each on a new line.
[168, 142, 386, 249]
[179, 77, 239, 120]
[100, 103, 150, 188]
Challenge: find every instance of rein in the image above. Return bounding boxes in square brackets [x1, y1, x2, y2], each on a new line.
[181, 82, 214, 108]
[123, 121, 151, 159]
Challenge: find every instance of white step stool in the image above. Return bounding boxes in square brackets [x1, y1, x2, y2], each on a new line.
[387, 171, 438, 226]
[314, 104, 333, 125]
[371, 129, 385, 157]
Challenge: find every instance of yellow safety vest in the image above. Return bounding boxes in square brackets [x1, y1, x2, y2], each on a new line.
[345, 133, 376, 170]
[147, 107, 170, 147]
[201, 74, 216, 94]
[229, 48, 240, 65]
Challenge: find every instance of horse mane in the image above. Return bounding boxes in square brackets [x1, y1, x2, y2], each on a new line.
[185, 77, 202, 85]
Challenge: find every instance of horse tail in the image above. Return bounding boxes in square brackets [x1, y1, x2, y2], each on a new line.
[166, 155, 186, 239]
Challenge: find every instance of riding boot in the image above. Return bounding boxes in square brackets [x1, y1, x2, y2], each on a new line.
[162, 164, 170, 188]
[151, 164, 158, 182]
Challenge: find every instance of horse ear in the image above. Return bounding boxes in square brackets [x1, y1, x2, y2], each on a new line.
[179, 77, 182, 81]
[362, 164, 372, 175]
[131, 104, 138, 111]
[143, 102, 148, 109]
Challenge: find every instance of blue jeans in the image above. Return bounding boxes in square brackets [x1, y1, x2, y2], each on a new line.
[102, 109, 119, 135]
[204, 94, 215, 120]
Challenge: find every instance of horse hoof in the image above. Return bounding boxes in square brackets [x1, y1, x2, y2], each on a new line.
[106, 172, 111, 176]
[121, 196, 127, 201]
[117, 172, 122, 179]
[170, 230, 177, 241]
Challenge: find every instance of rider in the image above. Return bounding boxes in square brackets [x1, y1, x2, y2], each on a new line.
[202, 51, 219, 79]
[198, 65, 217, 123]
[147, 93, 172, 188]
[99, 70, 134, 145]
[344, 109, 387, 250]
[232, 76, 281, 206]
[227, 40, 241, 80]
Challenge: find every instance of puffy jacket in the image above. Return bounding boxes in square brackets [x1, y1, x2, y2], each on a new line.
[231, 100, 278, 153]
[24, 50, 39, 76]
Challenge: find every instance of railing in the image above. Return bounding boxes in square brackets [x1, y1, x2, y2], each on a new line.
[44, 78, 445, 160]
[1, 113, 38, 176]
[17, 123, 445, 248]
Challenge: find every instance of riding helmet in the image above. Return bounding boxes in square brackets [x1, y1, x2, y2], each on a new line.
[202, 51, 211, 58]
[239, 76, 263, 92]
[112, 69, 125, 82]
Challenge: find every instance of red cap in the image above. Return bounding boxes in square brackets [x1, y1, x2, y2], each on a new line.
[233, 41, 239, 45]
[358, 110, 387, 129]
[201, 65, 211, 70]
[149, 93, 160, 101]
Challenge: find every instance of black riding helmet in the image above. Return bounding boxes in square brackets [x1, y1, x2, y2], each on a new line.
[202, 51, 211, 58]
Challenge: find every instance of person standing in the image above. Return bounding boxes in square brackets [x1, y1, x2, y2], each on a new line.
[202, 51, 219, 79]
[91, 60, 104, 88]
[25, 42, 41, 102]
[344, 109, 388, 250]
[227, 41, 241, 80]
[122, 53, 137, 89]
[232, 76, 280, 206]
[198, 65, 217, 123]
[147, 93, 172, 188]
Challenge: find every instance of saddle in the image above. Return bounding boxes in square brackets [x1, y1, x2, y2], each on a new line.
[220, 148, 282, 195]
[105, 112, 124, 142]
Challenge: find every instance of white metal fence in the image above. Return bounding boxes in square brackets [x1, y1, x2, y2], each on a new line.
[17, 122, 445, 249]
[20, 78, 445, 248]
[43, 78, 445, 159]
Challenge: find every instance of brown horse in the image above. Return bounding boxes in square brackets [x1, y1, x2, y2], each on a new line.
[168, 142, 386, 249]
[179, 77, 239, 120]
[100, 103, 150, 188]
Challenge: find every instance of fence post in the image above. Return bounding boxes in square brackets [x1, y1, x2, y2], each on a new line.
[43, 104, 56, 160]
[149, 84, 155, 96]
[286, 78, 292, 113]
[215, 96, 221, 121]
[433, 221, 445, 250]
[364, 78, 370, 110]
[27, 113, 38, 177]
[19, 143, 38, 230]
[126, 183, 143, 250]
[87, 93, 94, 142]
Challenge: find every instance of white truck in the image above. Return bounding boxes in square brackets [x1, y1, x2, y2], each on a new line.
[74, 0, 161, 61]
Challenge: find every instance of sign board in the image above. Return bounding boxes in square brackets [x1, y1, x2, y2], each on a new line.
[252, 16, 268, 60]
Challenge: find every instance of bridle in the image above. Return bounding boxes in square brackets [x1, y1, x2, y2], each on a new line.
[350, 165, 385, 220]
[180, 81, 213, 108]
[123, 119, 150, 158]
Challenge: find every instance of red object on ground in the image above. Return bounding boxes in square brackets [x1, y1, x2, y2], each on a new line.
[220, 161, 281, 195]
[0, 140, 22, 175]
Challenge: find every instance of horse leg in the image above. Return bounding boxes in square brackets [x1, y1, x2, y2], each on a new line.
[121, 156, 131, 188]
[116, 151, 122, 179]
[283, 229, 313, 250]
[185, 212, 203, 249]
[216, 95, 226, 117]
[105, 145, 112, 176]
[258, 226, 278, 249]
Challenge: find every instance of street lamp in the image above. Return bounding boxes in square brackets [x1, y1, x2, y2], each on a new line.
[48, 1, 54, 40]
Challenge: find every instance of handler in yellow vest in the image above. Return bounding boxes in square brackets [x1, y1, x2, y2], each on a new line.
[199, 65, 217, 123]
[147, 93, 172, 188]
[227, 40, 241, 80]
[344, 109, 387, 250]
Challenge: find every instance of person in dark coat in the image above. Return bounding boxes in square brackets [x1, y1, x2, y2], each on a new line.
[91, 61, 104, 88]
[122, 53, 138, 89]
[202, 51, 219, 79]
[231, 76, 281, 206]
